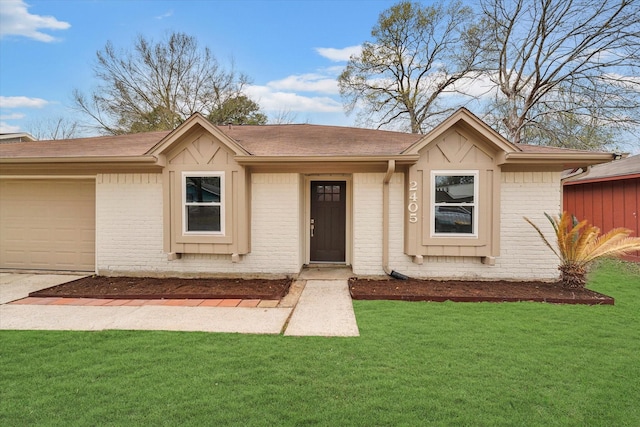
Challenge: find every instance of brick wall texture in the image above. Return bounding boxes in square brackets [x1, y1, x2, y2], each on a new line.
[96, 173, 301, 277]
[96, 171, 560, 280]
[352, 171, 561, 280]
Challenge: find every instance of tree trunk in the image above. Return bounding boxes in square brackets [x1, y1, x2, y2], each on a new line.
[559, 264, 587, 289]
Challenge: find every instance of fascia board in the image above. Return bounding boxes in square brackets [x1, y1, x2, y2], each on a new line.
[503, 152, 614, 168]
[563, 173, 640, 186]
[0, 156, 157, 164]
[234, 155, 421, 166]
[0, 156, 163, 175]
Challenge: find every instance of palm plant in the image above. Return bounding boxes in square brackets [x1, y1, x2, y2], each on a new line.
[525, 212, 640, 288]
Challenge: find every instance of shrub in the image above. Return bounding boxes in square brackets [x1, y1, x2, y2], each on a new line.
[525, 212, 640, 288]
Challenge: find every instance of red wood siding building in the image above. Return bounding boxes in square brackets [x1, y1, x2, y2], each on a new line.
[563, 155, 640, 261]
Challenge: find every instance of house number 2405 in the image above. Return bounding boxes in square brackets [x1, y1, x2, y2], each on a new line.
[408, 181, 418, 223]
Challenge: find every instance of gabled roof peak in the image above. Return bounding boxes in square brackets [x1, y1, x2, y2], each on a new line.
[147, 112, 251, 156]
[402, 107, 518, 155]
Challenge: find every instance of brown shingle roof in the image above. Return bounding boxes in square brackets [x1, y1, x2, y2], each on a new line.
[0, 131, 170, 158]
[565, 154, 640, 182]
[0, 123, 610, 160]
[215, 124, 422, 156]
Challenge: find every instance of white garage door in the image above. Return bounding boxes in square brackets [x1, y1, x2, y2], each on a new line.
[0, 179, 95, 272]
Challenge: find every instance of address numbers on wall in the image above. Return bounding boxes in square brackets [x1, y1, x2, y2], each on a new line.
[408, 180, 418, 223]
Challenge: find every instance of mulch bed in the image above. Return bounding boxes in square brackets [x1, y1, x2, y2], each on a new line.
[349, 278, 614, 305]
[28, 275, 614, 305]
[29, 276, 292, 300]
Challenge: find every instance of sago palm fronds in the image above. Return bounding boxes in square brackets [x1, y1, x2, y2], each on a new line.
[525, 212, 640, 288]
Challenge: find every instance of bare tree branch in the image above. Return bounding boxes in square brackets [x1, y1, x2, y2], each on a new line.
[338, 0, 486, 134]
[73, 32, 261, 135]
[25, 116, 80, 140]
[481, 0, 640, 148]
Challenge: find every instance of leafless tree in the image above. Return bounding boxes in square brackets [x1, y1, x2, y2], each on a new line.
[73, 32, 256, 134]
[26, 116, 80, 140]
[338, 1, 486, 134]
[269, 109, 300, 124]
[480, 0, 640, 148]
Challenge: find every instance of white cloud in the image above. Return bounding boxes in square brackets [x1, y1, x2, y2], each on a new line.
[0, 121, 22, 133]
[225, 46, 361, 120]
[447, 73, 499, 99]
[267, 73, 339, 95]
[0, 0, 70, 42]
[0, 112, 25, 120]
[315, 45, 361, 62]
[246, 85, 343, 113]
[155, 10, 174, 20]
[245, 64, 346, 114]
[0, 96, 49, 109]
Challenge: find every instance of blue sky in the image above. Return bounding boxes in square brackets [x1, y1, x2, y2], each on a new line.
[0, 0, 407, 135]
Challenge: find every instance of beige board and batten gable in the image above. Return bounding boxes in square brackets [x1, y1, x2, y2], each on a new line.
[149, 114, 251, 258]
[403, 110, 515, 259]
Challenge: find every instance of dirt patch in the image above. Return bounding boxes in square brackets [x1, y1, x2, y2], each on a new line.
[349, 278, 614, 305]
[29, 276, 292, 300]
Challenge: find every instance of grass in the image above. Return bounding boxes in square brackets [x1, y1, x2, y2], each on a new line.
[1, 259, 639, 426]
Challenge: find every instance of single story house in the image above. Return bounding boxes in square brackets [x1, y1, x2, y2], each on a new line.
[0, 108, 613, 281]
[563, 154, 639, 262]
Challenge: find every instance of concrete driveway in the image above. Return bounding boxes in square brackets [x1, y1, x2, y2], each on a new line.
[0, 273, 86, 304]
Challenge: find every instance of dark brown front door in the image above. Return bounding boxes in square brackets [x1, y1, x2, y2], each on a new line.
[310, 181, 346, 262]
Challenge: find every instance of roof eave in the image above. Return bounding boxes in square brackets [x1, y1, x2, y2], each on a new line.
[0, 155, 158, 164]
[235, 154, 421, 166]
[502, 152, 614, 168]
[0, 156, 163, 175]
[564, 172, 640, 185]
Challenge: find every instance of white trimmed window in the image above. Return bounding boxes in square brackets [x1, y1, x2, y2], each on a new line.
[182, 172, 224, 234]
[431, 171, 478, 237]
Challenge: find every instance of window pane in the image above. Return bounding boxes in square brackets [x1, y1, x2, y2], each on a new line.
[186, 177, 221, 203]
[435, 175, 474, 203]
[187, 206, 221, 232]
[435, 206, 473, 234]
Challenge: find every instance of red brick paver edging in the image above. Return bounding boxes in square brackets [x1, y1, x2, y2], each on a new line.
[9, 297, 279, 308]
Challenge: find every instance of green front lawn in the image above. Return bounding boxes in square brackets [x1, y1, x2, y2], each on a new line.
[2, 260, 639, 426]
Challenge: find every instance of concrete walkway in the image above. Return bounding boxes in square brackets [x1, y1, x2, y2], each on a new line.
[0, 304, 293, 334]
[0, 271, 359, 336]
[284, 280, 359, 337]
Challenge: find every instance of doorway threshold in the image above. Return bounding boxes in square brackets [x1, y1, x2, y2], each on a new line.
[299, 265, 353, 280]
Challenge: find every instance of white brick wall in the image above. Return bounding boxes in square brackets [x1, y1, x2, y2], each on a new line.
[352, 171, 561, 281]
[96, 170, 560, 280]
[352, 173, 385, 275]
[95, 173, 301, 277]
[494, 171, 561, 280]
